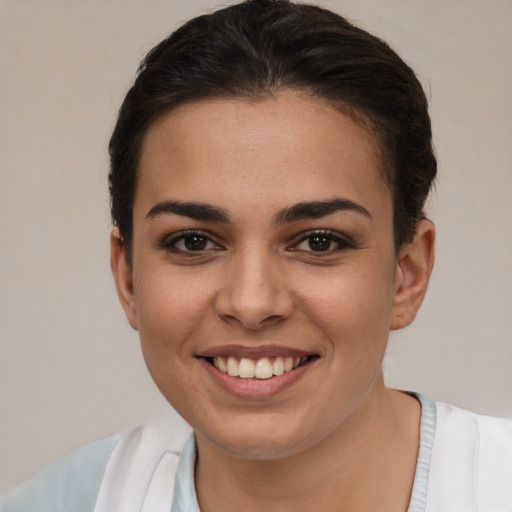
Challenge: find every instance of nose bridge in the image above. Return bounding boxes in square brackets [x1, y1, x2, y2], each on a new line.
[215, 242, 292, 329]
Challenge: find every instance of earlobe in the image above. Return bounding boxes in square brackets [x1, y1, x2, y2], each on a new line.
[110, 228, 138, 330]
[391, 220, 435, 330]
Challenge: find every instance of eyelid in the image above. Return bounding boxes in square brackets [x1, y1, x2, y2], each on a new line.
[158, 229, 223, 252]
[289, 229, 356, 252]
[157, 228, 355, 254]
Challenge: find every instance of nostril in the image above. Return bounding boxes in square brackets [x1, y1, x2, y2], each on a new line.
[215, 311, 287, 331]
[213, 268, 294, 330]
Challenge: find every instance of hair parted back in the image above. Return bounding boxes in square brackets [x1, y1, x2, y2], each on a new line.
[109, 0, 436, 262]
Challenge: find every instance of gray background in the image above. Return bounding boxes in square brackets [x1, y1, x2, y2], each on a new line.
[1, 0, 511, 490]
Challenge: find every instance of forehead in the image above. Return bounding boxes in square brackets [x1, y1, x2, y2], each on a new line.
[136, 92, 391, 220]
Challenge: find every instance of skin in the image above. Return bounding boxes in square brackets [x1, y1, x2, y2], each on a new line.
[111, 92, 435, 512]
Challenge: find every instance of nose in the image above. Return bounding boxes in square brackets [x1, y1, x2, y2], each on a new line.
[214, 245, 294, 330]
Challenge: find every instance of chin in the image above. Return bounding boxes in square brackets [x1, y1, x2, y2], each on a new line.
[195, 415, 320, 461]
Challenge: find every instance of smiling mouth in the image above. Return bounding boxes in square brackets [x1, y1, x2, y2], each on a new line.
[205, 355, 316, 379]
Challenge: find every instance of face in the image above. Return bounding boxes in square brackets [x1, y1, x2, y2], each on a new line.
[112, 92, 429, 460]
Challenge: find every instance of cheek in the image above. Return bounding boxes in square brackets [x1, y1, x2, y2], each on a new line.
[297, 260, 396, 349]
[133, 269, 215, 408]
[134, 266, 216, 351]
[308, 260, 395, 311]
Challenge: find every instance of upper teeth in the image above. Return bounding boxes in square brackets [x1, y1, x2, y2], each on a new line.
[213, 356, 307, 379]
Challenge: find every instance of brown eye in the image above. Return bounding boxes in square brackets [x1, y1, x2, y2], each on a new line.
[160, 230, 220, 253]
[291, 230, 355, 254]
[308, 235, 332, 252]
[183, 234, 209, 251]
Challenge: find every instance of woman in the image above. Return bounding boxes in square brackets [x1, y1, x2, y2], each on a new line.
[2, 1, 511, 511]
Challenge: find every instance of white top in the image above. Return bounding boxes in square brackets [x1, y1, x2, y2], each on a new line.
[2, 395, 512, 512]
[93, 394, 512, 512]
[426, 399, 512, 511]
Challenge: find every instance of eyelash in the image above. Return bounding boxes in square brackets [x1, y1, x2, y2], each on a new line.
[159, 230, 221, 254]
[290, 230, 355, 254]
[159, 229, 355, 256]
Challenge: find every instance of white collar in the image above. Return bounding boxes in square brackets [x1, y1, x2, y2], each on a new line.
[94, 394, 436, 512]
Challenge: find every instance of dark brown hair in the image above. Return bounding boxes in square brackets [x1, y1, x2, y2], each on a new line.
[109, 0, 436, 261]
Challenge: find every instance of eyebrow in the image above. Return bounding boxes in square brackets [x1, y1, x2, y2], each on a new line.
[145, 197, 370, 224]
[274, 198, 371, 225]
[146, 200, 230, 223]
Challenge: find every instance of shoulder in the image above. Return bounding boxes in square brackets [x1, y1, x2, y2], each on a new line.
[94, 411, 193, 511]
[427, 401, 512, 511]
[0, 435, 120, 512]
[433, 402, 512, 472]
[0, 410, 193, 512]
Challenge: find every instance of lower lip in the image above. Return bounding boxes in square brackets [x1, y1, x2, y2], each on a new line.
[198, 357, 315, 399]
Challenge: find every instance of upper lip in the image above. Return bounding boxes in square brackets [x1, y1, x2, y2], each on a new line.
[197, 344, 314, 359]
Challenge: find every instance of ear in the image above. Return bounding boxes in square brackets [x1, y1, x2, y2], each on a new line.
[110, 228, 138, 330]
[391, 220, 435, 330]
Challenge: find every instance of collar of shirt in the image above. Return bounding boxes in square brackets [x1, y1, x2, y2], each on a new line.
[170, 393, 435, 512]
[171, 433, 201, 512]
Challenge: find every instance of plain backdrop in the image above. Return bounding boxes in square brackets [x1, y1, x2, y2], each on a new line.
[1, 0, 511, 491]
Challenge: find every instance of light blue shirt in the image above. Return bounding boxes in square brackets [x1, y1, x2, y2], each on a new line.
[0, 435, 119, 512]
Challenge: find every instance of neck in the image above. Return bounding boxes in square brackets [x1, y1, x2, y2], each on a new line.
[194, 377, 421, 512]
